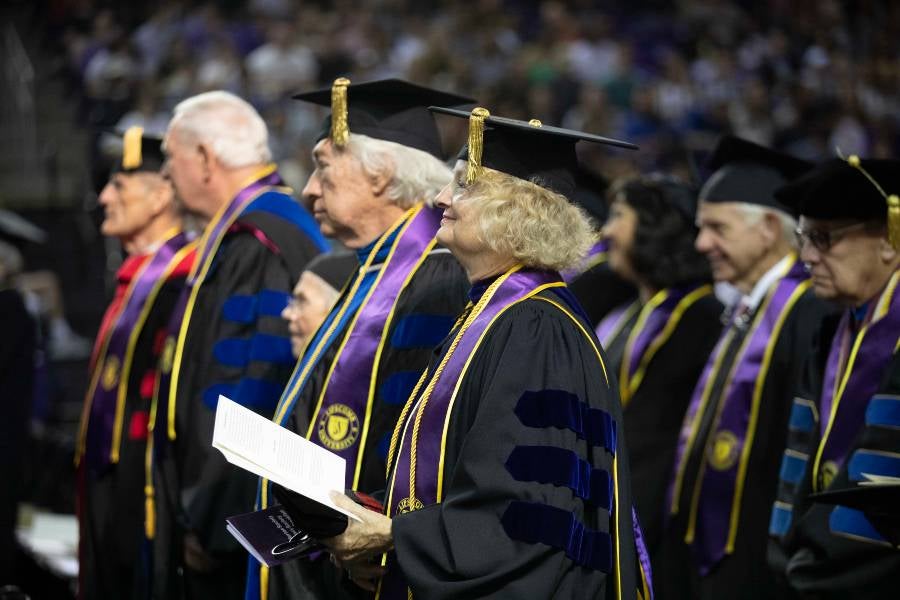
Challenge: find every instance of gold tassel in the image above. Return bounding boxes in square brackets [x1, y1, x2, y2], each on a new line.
[466, 107, 490, 185]
[145, 485, 156, 540]
[839, 151, 900, 250]
[330, 77, 351, 148]
[889, 194, 900, 251]
[122, 126, 144, 170]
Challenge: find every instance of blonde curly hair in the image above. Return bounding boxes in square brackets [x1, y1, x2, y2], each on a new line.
[464, 168, 597, 271]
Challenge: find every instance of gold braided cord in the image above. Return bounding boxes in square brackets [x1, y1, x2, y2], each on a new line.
[384, 301, 472, 476]
[837, 149, 900, 250]
[465, 107, 491, 185]
[330, 77, 351, 147]
[407, 268, 517, 505]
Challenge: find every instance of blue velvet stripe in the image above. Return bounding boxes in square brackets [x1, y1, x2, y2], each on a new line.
[778, 453, 808, 485]
[505, 445, 612, 510]
[769, 504, 793, 536]
[501, 500, 612, 573]
[515, 389, 616, 454]
[789, 400, 816, 432]
[390, 314, 455, 350]
[223, 295, 257, 324]
[379, 371, 422, 406]
[203, 378, 283, 413]
[847, 449, 900, 482]
[213, 334, 296, 368]
[866, 395, 900, 429]
[214, 338, 251, 368]
[829, 506, 889, 545]
[245, 190, 329, 252]
[257, 289, 291, 318]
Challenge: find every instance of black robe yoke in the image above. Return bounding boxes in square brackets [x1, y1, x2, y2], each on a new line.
[568, 261, 637, 327]
[770, 326, 900, 599]
[80, 270, 187, 600]
[156, 209, 320, 599]
[268, 249, 469, 600]
[658, 288, 830, 600]
[390, 288, 639, 600]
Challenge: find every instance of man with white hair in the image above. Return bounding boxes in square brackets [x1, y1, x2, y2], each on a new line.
[152, 91, 328, 599]
[246, 79, 473, 600]
[658, 136, 832, 600]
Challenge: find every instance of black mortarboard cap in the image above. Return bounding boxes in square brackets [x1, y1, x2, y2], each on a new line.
[699, 135, 812, 208]
[292, 78, 475, 158]
[106, 126, 166, 174]
[430, 106, 637, 198]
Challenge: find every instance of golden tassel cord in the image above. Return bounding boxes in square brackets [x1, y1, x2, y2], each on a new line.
[840, 152, 900, 251]
[122, 126, 144, 170]
[466, 107, 490, 185]
[144, 486, 156, 539]
[330, 77, 351, 147]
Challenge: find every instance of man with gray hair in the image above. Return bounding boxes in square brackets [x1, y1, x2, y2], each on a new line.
[152, 90, 328, 599]
[245, 79, 473, 600]
[657, 136, 832, 600]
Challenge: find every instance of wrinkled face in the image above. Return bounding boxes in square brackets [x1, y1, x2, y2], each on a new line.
[281, 271, 339, 358]
[602, 196, 638, 282]
[694, 202, 769, 288]
[98, 172, 164, 240]
[302, 139, 379, 248]
[162, 127, 208, 215]
[798, 216, 887, 305]
[434, 161, 487, 259]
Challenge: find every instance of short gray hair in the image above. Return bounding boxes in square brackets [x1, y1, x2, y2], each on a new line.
[169, 91, 271, 168]
[739, 203, 798, 249]
[343, 134, 451, 208]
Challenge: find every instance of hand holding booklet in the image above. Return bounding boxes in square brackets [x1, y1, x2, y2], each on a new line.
[212, 395, 360, 522]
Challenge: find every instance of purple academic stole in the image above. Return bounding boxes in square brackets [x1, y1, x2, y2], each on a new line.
[595, 301, 639, 348]
[562, 238, 608, 283]
[618, 284, 713, 404]
[669, 257, 809, 574]
[305, 204, 442, 488]
[812, 270, 900, 491]
[377, 268, 565, 600]
[76, 230, 192, 469]
[156, 168, 282, 441]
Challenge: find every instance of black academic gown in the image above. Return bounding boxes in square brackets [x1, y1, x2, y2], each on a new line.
[568, 262, 637, 327]
[0, 289, 34, 584]
[80, 265, 188, 600]
[769, 325, 900, 599]
[388, 287, 640, 600]
[155, 210, 320, 600]
[657, 288, 830, 600]
[268, 249, 469, 600]
[602, 294, 723, 556]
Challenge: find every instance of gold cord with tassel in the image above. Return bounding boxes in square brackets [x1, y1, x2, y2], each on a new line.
[466, 107, 490, 185]
[122, 126, 144, 170]
[330, 77, 351, 148]
[838, 150, 900, 250]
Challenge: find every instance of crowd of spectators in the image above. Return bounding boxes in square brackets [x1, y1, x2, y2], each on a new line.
[43, 0, 900, 190]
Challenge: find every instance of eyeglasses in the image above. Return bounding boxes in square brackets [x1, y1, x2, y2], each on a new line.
[794, 222, 870, 252]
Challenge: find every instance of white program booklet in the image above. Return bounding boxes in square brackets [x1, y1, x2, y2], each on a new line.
[212, 395, 361, 522]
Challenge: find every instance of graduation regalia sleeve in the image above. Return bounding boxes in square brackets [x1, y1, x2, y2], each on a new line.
[391, 292, 637, 600]
[177, 217, 320, 555]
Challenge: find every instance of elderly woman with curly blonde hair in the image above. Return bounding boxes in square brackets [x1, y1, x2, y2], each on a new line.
[318, 108, 652, 600]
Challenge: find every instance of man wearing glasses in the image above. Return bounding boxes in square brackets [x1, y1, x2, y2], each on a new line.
[658, 136, 831, 600]
[769, 157, 900, 598]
